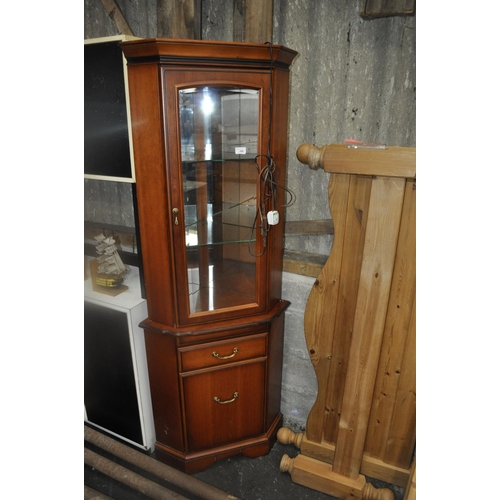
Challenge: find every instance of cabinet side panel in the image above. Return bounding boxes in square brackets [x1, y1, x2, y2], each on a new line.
[266, 310, 285, 429]
[126, 63, 177, 325]
[144, 330, 185, 451]
[268, 68, 291, 307]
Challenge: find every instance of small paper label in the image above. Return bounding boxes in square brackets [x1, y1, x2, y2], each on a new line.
[235, 147, 247, 155]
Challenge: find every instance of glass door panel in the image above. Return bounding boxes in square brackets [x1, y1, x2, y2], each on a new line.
[179, 86, 260, 314]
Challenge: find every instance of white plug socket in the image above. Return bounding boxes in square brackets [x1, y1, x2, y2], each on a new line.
[267, 210, 279, 225]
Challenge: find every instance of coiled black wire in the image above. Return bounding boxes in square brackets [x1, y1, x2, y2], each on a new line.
[247, 42, 296, 257]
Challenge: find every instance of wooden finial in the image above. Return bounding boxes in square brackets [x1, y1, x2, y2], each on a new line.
[362, 482, 395, 500]
[277, 427, 303, 448]
[296, 143, 326, 170]
[280, 454, 295, 474]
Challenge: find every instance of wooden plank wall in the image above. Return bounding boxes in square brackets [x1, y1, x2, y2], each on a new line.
[157, 0, 201, 39]
[98, 0, 273, 42]
[85, 1, 416, 280]
[360, 0, 416, 19]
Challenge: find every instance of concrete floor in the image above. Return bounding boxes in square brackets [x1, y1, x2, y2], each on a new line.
[84, 434, 406, 500]
[193, 441, 406, 500]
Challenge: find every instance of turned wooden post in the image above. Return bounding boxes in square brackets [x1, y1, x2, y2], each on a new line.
[277, 427, 303, 448]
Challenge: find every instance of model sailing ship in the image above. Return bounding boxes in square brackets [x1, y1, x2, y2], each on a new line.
[94, 233, 128, 287]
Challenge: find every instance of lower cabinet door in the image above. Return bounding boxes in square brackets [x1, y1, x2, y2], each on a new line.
[182, 360, 266, 452]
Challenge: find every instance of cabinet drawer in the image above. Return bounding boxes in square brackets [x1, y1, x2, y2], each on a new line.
[182, 360, 266, 452]
[179, 332, 267, 372]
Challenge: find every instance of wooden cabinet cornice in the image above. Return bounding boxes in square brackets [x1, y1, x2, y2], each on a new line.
[121, 37, 297, 67]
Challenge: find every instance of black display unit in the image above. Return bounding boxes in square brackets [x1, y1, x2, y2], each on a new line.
[84, 36, 137, 181]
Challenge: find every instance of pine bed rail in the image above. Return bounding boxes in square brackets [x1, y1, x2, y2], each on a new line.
[296, 142, 416, 178]
[279, 142, 416, 500]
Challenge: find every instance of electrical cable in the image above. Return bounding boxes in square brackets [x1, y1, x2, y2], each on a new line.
[248, 42, 296, 257]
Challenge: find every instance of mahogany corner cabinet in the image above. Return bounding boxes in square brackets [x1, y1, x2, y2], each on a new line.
[120, 38, 297, 473]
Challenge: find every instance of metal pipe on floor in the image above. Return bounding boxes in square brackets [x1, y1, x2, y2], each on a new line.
[85, 447, 190, 500]
[84, 484, 114, 500]
[84, 425, 241, 500]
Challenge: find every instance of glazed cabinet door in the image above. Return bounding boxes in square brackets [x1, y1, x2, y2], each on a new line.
[163, 69, 272, 325]
[182, 360, 266, 452]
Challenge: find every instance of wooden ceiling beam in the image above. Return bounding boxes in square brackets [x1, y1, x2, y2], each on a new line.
[100, 0, 134, 36]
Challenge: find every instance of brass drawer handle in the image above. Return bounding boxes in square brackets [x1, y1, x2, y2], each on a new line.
[212, 347, 238, 360]
[214, 392, 239, 404]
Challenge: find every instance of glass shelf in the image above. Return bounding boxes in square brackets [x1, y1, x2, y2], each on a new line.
[180, 152, 258, 163]
[184, 201, 256, 248]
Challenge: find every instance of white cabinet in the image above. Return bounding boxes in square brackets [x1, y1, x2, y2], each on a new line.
[84, 260, 154, 450]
